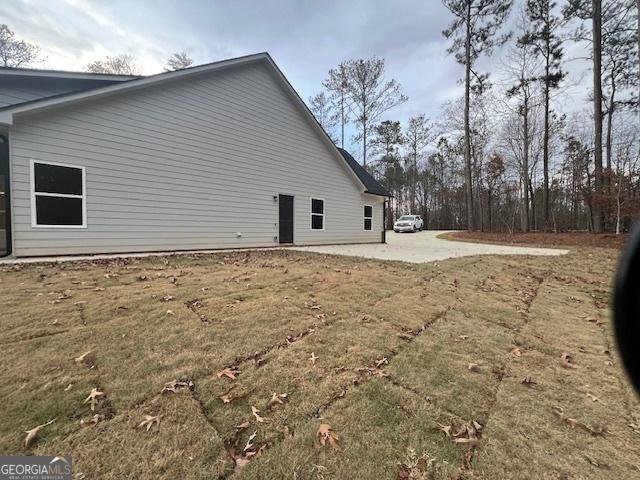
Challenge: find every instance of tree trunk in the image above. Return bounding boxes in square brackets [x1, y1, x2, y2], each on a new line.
[340, 90, 345, 149]
[543, 55, 550, 231]
[463, 5, 475, 231]
[488, 188, 493, 232]
[606, 76, 615, 175]
[592, 0, 604, 233]
[522, 97, 530, 232]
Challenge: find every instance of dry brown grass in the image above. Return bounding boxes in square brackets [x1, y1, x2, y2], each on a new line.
[0, 248, 638, 479]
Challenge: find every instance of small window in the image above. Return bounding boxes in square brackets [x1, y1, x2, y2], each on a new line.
[311, 198, 324, 230]
[364, 205, 373, 231]
[31, 160, 86, 228]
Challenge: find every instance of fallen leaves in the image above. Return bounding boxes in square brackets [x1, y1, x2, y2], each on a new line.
[217, 367, 240, 380]
[84, 388, 105, 411]
[138, 414, 162, 432]
[375, 357, 389, 368]
[468, 363, 482, 373]
[74, 351, 94, 366]
[161, 380, 194, 394]
[24, 418, 56, 447]
[251, 406, 267, 423]
[552, 406, 608, 436]
[267, 392, 288, 409]
[243, 430, 257, 452]
[438, 420, 483, 445]
[561, 352, 578, 369]
[317, 423, 340, 449]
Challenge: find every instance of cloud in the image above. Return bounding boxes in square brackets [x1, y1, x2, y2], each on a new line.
[1, 0, 596, 149]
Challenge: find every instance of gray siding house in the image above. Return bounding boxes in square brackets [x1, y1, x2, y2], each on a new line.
[0, 53, 390, 257]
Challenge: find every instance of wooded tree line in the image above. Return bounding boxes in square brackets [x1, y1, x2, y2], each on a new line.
[310, 0, 639, 233]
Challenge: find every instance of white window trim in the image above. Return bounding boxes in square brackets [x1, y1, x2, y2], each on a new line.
[310, 197, 325, 231]
[363, 204, 373, 231]
[30, 159, 87, 229]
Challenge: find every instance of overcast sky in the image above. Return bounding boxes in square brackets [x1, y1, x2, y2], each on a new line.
[2, 0, 595, 153]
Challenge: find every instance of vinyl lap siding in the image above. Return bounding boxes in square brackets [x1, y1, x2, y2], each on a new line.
[9, 63, 384, 256]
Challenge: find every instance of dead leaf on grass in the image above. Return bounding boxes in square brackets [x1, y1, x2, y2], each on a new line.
[587, 393, 604, 404]
[236, 421, 250, 432]
[267, 392, 287, 409]
[317, 423, 340, 449]
[251, 406, 267, 423]
[376, 357, 389, 367]
[80, 414, 105, 427]
[138, 414, 162, 432]
[439, 420, 482, 445]
[83, 388, 105, 411]
[552, 406, 607, 436]
[217, 367, 240, 380]
[161, 380, 193, 394]
[24, 418, 56, 447]
[510, 347, 522, 357]
[561, 352, 578, 369]
[468, 363, 481, 373]
[243, 430, 257, 452]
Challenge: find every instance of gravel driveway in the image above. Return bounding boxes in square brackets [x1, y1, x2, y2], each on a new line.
[293, 230, 569, 263]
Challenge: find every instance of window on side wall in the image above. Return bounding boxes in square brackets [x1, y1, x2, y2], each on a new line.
[364, 205, 373, 230]
[31, 160, 86, 228]
[311, 198, 324, 230]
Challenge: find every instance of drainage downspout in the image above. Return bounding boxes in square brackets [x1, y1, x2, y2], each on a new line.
[382, 199, 387, 244]
[0, 134, 11, 257]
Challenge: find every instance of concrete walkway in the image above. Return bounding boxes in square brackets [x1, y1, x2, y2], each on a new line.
[292, 230, 569, 263]
[0, 231, 568, 265]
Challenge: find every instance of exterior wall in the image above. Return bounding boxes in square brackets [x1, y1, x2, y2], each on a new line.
[0, 77, 123, 108]
[8, 62, 385, 256]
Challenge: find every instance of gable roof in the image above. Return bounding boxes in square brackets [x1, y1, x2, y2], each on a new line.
[0, 53, 390, 198]
[337, 148, 392, 197]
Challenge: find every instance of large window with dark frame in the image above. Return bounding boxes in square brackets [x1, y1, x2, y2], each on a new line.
[364, 205, 373, 230]
[310, 198, 324, 230]
[31, 160, 86, 228]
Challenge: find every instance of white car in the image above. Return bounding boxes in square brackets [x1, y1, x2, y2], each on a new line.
[393, 215, 424, 233]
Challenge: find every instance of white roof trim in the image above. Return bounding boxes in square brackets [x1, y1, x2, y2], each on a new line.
[0, 67, 139, 82]
[0, 52, 370, 193]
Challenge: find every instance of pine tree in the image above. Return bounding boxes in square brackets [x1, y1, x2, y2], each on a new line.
[442, 0, 513, 231]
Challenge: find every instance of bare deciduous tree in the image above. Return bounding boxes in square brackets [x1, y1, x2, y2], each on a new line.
[165, 52, 194, 71]
[0, 24, 41, 67]
[323, 62, 352, 149]
[86, 54, 139, 75]
[308, 91, 338, 143]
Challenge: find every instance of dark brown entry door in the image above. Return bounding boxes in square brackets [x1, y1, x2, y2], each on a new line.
[278, 195, 294, 244]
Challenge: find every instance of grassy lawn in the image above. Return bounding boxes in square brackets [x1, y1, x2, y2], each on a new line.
[1, 247, 639, 479]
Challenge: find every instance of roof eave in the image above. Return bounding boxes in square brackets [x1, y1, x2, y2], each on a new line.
[364, 190, 394, 198]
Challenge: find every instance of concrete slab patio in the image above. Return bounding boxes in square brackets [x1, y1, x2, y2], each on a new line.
[293, 230, 569, 263]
